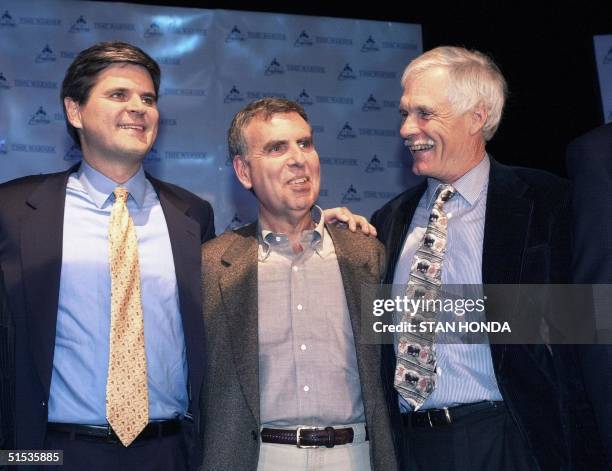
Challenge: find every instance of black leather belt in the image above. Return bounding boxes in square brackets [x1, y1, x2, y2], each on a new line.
[47, 419, 182, 443]
[402, 401, 505, 428]
[261, 426, 367, 448]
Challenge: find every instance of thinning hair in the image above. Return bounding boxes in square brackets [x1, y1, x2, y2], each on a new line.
[402, 46, 507, 141]
[228, 97, 309, 160]
[61, 41, 160, 148]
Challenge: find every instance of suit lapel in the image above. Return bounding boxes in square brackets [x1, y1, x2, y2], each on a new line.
[327, 224, 379, 423]
[152, 180, 205, 410]
[383, 183, 426, 284]
[218, 224, 260, 422]
[482, 160, 532, 284]
[20, 168, 74, 395]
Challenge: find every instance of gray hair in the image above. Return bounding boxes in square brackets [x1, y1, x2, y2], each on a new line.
[401, 46, 507, 141]
[227, 98, 309, 160]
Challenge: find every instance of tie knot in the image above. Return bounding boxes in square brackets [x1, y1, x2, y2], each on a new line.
[434, 184, 455, 206]
[113, 187, 129, 204]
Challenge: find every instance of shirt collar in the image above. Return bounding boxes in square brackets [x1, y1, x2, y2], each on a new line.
[258, 205, 325, 260]
[424, 153, 490, 209]
[77, 160, 147, 209]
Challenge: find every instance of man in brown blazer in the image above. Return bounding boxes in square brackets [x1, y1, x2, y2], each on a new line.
[199, 98, 397, 471]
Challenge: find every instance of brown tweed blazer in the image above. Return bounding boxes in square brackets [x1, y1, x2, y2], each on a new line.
[198, 222, 398, 471]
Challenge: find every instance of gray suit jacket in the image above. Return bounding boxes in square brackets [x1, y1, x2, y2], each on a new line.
[199, 222, 398, 471]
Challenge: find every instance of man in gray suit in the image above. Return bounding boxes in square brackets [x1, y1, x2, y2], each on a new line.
[199, 98, 397, 471]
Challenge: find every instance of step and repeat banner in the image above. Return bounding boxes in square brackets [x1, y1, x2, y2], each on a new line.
[594, 35, 612, 124]
[0, 0, 423, 230]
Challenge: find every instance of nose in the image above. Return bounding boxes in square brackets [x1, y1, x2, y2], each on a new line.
[287, 143, 307, 167]
[400, 113, 419, 140]
[127, 95, 146, 114]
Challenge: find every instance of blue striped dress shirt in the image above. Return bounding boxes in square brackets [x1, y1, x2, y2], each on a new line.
[393, 154, 503, 411]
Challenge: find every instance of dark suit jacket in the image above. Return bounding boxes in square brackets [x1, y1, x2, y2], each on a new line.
[371, 158, 580, 471]
[0, 165, 215, 464]
[199, 223, 398, 471]
[567, 122, 612, 468]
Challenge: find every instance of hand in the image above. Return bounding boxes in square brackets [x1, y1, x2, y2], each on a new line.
[323, 207, 377, 236]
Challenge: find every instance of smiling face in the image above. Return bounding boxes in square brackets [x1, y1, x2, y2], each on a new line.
[233, 112, 320, 229]
[64, 63, 159, 171]
[399, 67, 485, 183]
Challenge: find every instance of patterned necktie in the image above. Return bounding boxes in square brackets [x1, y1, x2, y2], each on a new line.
[106, 187, 148, 446]
[394, 184, 456, 410]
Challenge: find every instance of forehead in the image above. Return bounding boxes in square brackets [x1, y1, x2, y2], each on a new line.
[400, 67, 451, 109]
[243, 112, 311, 144]
[91, 63, 154, 91]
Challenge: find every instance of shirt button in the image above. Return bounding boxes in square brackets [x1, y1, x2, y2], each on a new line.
[293, 266, 299, 272]
[300, 344, 307, 351]
[297, 304, 303, 311]
[303, 385, 310, 392]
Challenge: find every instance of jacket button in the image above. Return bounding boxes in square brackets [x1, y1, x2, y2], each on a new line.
[41, 401, 47, 407]
[251, 430, 258, 441]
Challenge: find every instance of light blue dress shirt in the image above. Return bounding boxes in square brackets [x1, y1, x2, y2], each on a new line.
[393, 154, 503, 411]
[48, 161, 188, 424]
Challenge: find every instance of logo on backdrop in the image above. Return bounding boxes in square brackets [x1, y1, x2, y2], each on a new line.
[264, 58, 284, 76]
[341, 184, 362, 204]
[0, 10, 16, 27]
[362, 94, 381, 111]
[0, 72, 10, 90]
[224, 85, 245, 103]
[365, 155, 385, 173]
[63, 144, 83, 161]
[338, 64, 357, 81]
[35, 44, 56, 63]
[361, 35, 379, 52]
[69, 15, 89, 33]
[337, 122, 356, 140]
[294, 30, 313, 47]
[226, 25, 245, 42]
[28, 106, 51, 125]
[0, 139, 7, 154]
[144, 147, 161, 163]
[296, 89, 314, 106]
[144, 22, 163, 38]
[225, 213, 244, 231]
[604, 46, 612, 64]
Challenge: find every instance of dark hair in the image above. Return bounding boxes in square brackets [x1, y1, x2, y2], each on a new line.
[228, 98, 309, 160]
[61, 41, 161, 147]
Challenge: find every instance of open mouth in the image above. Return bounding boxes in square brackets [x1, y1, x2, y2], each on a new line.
[405, 141, 435, 153]
[288, 176, 310, 185]
[118, 124, 145, 131]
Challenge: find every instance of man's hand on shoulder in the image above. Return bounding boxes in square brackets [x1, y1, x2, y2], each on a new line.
[323, 207, 377, 236]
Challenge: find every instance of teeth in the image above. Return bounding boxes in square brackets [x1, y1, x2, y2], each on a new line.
[119, 124, 144, 130]
[406, 141, 434, 151]
[290, 177, 308, 184]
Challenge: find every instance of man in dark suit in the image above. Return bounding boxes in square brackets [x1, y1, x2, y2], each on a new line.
[371, 46, 577, 470]
[0, 42, 214, 470]
[199, 98, 397, 471]
[567, 122, 612, 467]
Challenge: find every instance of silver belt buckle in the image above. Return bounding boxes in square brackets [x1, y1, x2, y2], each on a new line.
[296, 426, 319, 448]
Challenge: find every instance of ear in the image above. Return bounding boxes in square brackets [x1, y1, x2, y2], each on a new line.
[469, 102, 488, 136]
[64, 97, 83, 129]
[232, 155, 253, 190]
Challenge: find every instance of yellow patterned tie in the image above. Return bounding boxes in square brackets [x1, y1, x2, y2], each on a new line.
[106, 187, 148, 446]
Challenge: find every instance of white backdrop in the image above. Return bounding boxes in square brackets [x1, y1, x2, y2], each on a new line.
[0, 0, 423, 230]
[594, 35, 612, 124]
